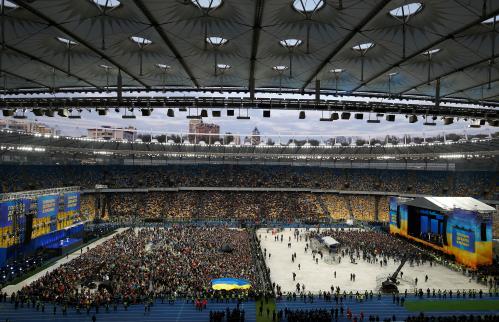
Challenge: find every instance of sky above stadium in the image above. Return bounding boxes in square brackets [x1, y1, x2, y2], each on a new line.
[14, 108, 494, 140]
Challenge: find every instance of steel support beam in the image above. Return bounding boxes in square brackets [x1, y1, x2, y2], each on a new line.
[0, 69, 49, 88]
[301, 0, 392, 90]
[443, 78, 499, 98]
[14, 0, 149, 89]
[248, 0, 265, 99]
[398, 53, 499, 95]
[352, 9, 499, 92]
[6, 45, 101, 89]
[131, 0, 199, 88]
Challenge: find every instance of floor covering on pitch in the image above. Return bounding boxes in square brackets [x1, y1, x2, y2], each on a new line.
[0, 296, 498, 322]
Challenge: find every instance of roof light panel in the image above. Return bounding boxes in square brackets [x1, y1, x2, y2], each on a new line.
[56, 37, 78, 46]
[192, 0, 222, 10]
[0, 0, 17, 9]
[352, 42, 375, 51]
[217, 64, 231, 70]
[422, 48, 441, 56]
[389, 3, 423, 18]
[130, 36, 152, 46]
[273, 65, 288, 71]
[91, 0, 121, 9]
[482, 15, 499, 24]
[206, 36, 228, 46]
[292, 0, 325, 13]
[280, 39, 303, 48]
[156, 64, 171, 70]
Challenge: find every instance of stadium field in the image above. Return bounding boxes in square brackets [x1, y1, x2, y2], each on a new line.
[404, 299, 499, 312]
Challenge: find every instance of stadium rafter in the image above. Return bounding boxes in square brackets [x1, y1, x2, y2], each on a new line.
[131, 0, 200, 88]
[0, 0, 498, 112]
[4, 44, 102, 90]
[12, 0, 149, 89]
[300, 0, 393, 90]
[398, 53, 499, 96]
[0, 69, 49, 89]
[351, 8, 499, 94]
[248, 0, 265, 99]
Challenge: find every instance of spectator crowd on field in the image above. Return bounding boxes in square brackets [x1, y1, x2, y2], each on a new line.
[16, 227, 260, 307]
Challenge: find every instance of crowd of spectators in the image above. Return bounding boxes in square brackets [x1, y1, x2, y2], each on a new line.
[321, 195, 350, 220]
[406, 313, 499, 322]
[311, 229, 499, 290]
[0, 165, 493, 199]
[312, 229, 431, 264]
[350, 196, 376, 222]
[283, 308, 332, 322]
[16, 227, 260, 307]
[105, 192, 323, 223]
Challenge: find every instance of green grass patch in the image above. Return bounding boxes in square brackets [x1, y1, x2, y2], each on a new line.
[256, 298, 277, 322]
[405, 299, 499, 312]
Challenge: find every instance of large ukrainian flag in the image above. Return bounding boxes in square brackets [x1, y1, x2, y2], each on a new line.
[211, 278, 251, 291]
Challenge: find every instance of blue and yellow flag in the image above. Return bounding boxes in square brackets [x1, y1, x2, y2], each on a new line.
[211, 278, 251, 291]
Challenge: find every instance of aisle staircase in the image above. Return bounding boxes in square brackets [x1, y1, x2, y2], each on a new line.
[346, 195, 354, 220]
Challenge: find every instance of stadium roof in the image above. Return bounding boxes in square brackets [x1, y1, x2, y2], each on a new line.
[404, 196, 496, 213]
[1, 0, 499, 110]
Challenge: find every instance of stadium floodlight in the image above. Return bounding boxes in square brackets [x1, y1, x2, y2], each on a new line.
[2, 109, 14, 117]
[443, 117, 454, 125]
[32, 108, 44, 116]
[299, 111, 306, 119]
[141, 109, 152, 116]
[97, 108, 108, 116]
[469, 120, 481, 128]
[408, 115, 418, 123]
[57, 109, 68, 117]
[341, 112, 351, 120]
[13, 111, 27, 119]
[167, 108, 175, 117]
[487, 119, 499, 127]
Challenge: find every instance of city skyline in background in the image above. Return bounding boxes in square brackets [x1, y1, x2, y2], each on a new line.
[1, 108, 495, 141]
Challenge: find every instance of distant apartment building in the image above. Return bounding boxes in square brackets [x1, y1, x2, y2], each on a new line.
[224, 132, 241, 145]
[0, 119, 57, 135]
[251, 127, 261, 145]
[87, 125, 137, 141]
[188, 120, 220, 144]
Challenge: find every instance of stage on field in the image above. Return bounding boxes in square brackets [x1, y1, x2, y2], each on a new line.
[389, 196, 495, 268]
